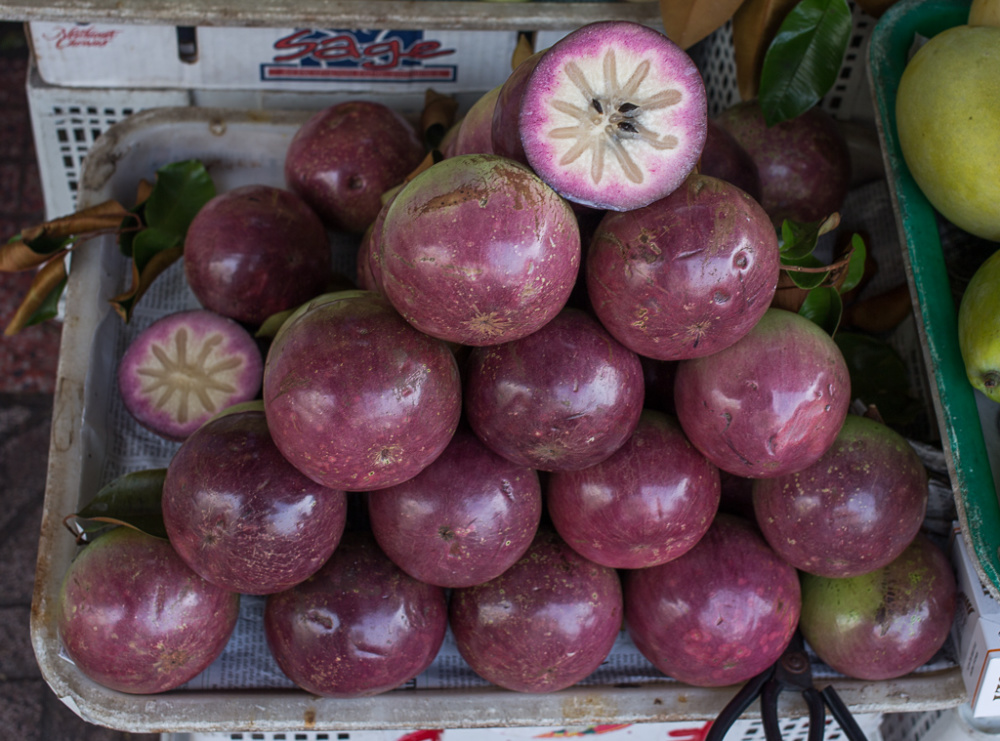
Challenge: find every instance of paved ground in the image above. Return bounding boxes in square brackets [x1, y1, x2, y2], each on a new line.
[0, 22, 159, 741]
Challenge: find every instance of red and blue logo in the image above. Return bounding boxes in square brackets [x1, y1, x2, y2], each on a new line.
[262, 29, 458, 83]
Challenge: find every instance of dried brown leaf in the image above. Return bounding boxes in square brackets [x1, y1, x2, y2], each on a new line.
[134, 178, 154, 207]
[109, 244, 183, 322]
[0, 239, 57, 272]
[405, 151, 438, 184]
[660, 0, 748, 49]
[422, 89, 459, 139]
[512, 33, 535, 71]
[3, 254, 68, 336]
[20, 200, 132, 245]
[732, 0, 801, 99]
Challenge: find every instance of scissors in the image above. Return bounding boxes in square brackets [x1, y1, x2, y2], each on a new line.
[705, 631, 869, 741]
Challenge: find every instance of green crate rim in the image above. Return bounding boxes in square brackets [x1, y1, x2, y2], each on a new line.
[868, 0, 1000, 598]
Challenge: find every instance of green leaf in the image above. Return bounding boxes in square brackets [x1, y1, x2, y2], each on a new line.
[72, 468, 168, 540]
[834, 331, 922, 429]
[840, 233, 867, 294]
[782, 254, 830, 290]
[798, 284, 842, 335]
[118, 202, 144, 258]
[757, 0, 853, 126]
[142, 159, 216, 240]
[132, 226, 181, 276]
[779, 216, 837, 261]
[24, 276, 67, 328]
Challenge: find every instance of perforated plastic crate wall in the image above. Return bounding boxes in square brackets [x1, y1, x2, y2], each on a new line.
[26, 2, 877, 221]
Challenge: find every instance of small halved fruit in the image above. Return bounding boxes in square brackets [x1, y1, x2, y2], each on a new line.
[519, 21, 708, 212]
[117, 309, 263, 441]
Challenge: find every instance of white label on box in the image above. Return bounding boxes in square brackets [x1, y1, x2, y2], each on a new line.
[952, 526, 1000, 717]
[30, 23, 190, 88]
[30, 22, 520, 93]
[198, 27, 519, 92]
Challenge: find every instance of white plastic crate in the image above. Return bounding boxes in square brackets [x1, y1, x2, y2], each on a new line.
[25, 3, 964, 736]
[29, 105, 967, 735]
[162, 712, 886, 741]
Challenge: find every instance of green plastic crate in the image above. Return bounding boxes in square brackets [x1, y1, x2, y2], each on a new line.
[869, 0, 1000, 597]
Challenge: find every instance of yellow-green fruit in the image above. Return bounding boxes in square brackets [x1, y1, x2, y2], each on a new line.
[959, 249, 1000, 402]
[896, 24, 1000, 242]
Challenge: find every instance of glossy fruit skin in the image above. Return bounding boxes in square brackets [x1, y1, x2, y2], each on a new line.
[378, 154, 581, 346]
[623, 513, 800, 687]
[958, 248, 1000, 403]
[367, 425, 542, 588]
[700, 119, 762, 203]
[548, 409, 720, 569]
[587, 173, 780, 360]
[753, 413, 928, 578]
[798, 534, 956, 680]
[183, 185, 333, 327]
[491, 51, 544, 165]
[449, 527, 623, 693]
[449, 84, 501, 157]
[284, 101, 425, 234]
[715, 101, 850, 228]
[464, 307, 644, 471]
[265, 531, 448, 697]
[896, 25, 1000, 241]
[162, 410, 348, 594]
[117, 309, 264, 442]
[674, 308, 851, 478]
[262, 291, 462, 491]
[57, 526, 240, 694]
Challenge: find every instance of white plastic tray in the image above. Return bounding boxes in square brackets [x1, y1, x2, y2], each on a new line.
[29, 107, 967, 734]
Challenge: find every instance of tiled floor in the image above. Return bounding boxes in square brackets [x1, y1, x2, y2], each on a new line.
[0, 23, 158, 741]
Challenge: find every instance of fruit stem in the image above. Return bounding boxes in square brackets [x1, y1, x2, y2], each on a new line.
[982, 370, 1000, 392]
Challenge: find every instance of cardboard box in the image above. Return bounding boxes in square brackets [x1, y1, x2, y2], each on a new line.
[28, 22, 521, 93]
[951, 525, 1000, 717]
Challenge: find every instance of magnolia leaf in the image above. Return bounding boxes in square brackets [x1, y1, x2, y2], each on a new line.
[512, 32, 535, 71]
[3, 255, 68, 336]
[405, 150, 438, 184]
[18, 200, 132, 256]
[132, 225, 181, 275]
[840, 232, 867, 294]
[422, 89, 458, 150]
[68, 468, 168, 540]
[758, 0, 853, 126]
[110, 243, 183, 322]
[732, 0, 802, 100]
[256, 308, 295, 339]
[23, 275, 67, 329]
[779, 214, 838, 260]
[798, 284, 842, 335]
[782, 255, 830, 290]
[142, 159, 216, 239]
[1, 236, 58, 273]
[834, 331, 922, 428]
[2, 200, 133, 272]
[660, 0, 749, 49]
[118, 178, 156, 258]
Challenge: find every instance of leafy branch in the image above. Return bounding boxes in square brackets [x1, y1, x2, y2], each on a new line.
[0, 159, 215, 335]
[772, 213, 867, 335]
[63, 468, 168, 543]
